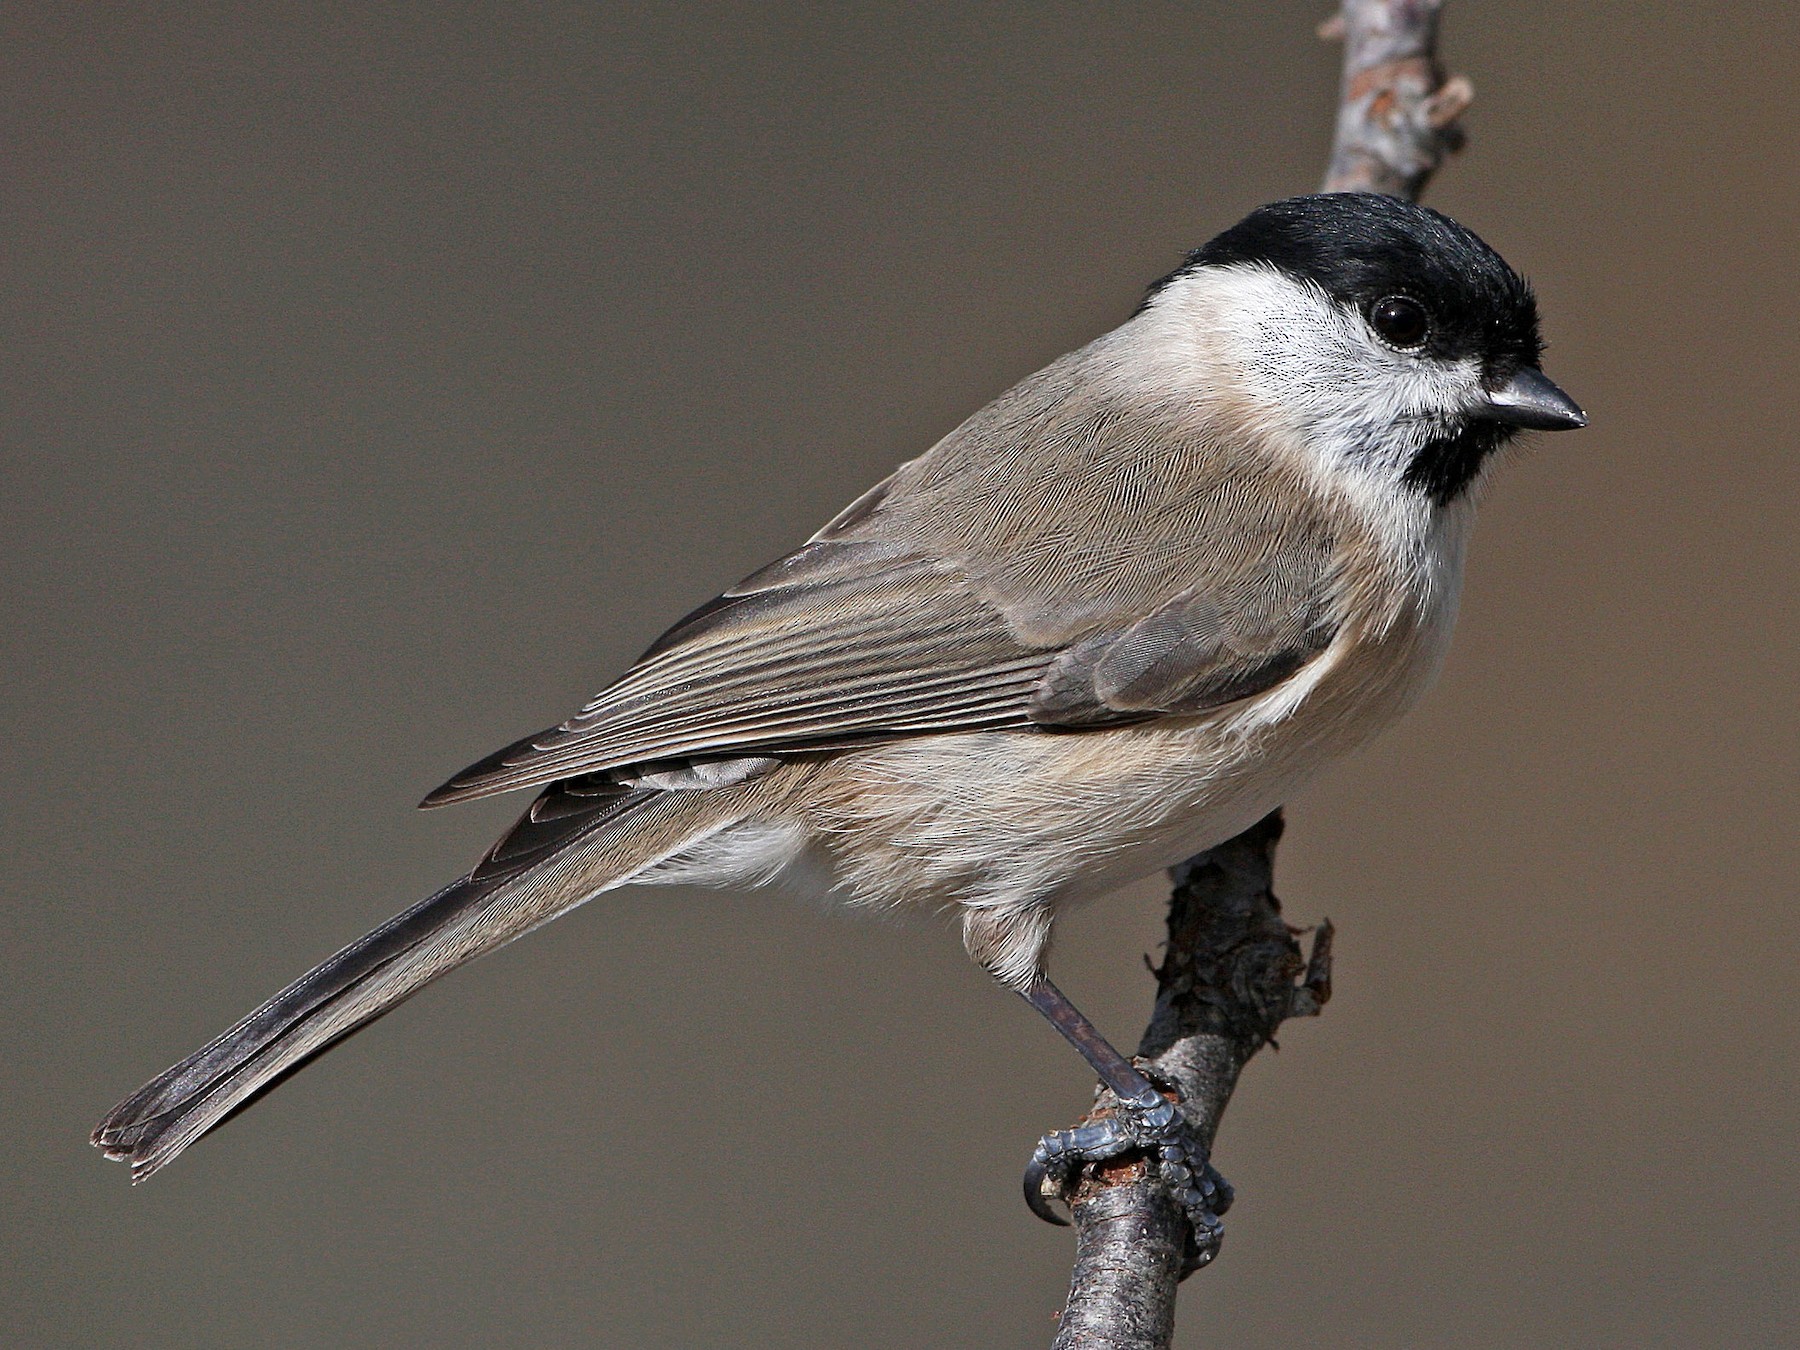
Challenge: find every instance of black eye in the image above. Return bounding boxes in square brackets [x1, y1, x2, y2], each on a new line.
[1370, 295, 1430, 348]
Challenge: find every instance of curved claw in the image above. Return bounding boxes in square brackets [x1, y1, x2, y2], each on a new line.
[1023, 1155, 1071, 1226]
[1022, 1118, 1133, 1226]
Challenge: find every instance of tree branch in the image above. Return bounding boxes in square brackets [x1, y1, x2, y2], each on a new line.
[1322, 0, 1472, 197]
[1050, 814, 1330, 1350]
[1046, 5, 1471, 1346]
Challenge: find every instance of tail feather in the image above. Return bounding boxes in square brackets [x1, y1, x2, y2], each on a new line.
[92, 781, 729, 1181]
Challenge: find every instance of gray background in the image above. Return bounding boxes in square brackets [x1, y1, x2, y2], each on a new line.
[7, 3, 1797, 1346]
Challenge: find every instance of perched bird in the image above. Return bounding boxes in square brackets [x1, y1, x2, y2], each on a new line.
[94, 192, 1585, 1244]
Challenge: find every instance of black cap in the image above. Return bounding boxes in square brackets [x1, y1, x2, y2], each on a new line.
[1154, 193, 1544, 375]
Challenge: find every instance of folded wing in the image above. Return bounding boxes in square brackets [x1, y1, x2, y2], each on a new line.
[423, 540, 1049, 805]
[424, 529, 1338, 807]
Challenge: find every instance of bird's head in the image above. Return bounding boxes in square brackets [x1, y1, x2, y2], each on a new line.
[1142, 192, 1586, 506]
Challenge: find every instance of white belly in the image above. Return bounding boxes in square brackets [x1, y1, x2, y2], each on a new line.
[802, 571, 1457, 904]
[644, 517, 1469, 984]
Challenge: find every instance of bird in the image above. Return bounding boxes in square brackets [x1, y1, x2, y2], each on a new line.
[93, 192, 1585, 1246]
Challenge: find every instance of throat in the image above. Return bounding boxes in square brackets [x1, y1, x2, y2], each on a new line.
[1402, 421, 1509, 505]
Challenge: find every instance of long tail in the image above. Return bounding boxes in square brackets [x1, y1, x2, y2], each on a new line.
[93, 779, 734, 1181]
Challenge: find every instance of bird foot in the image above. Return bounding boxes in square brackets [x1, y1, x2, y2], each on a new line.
[1023, 1082, 1231, 1262]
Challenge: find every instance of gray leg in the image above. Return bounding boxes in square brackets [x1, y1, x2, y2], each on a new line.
[1019, 977, 1231, 1251]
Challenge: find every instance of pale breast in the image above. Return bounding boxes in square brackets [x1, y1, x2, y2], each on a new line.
[783, 508, 1467, 917]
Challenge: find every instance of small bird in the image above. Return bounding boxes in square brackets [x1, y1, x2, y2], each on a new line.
[94, 193, 1585, 1243]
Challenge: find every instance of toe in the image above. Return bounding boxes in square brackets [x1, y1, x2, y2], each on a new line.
[1201, 1162, 1235, 1215]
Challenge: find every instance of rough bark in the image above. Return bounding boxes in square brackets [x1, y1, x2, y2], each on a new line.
[1047, 5, 1471, 1346]
[1321, 0, 1472, 198]
[1050, 814, 1331, 1349]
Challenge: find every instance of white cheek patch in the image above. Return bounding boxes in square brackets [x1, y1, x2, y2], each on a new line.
[1162, 263, 1486, 487]
[1140, 263, 1491, 562]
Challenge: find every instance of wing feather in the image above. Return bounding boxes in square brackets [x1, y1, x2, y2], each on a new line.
[423, 552, 1051, 805]
[424, 339, 1349, 808]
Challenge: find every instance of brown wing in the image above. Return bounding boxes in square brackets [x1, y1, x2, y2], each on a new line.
[425, 332, 1347, 808]
[423, 540, 1048, 805]
[1029, 579, 1338, 724]
[423, 539, 1337, 807]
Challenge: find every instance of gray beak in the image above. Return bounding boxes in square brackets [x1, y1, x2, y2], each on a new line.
[1475, 367, 1588, 430]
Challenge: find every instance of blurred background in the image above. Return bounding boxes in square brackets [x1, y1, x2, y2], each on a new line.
[6, 3, 1796, 1346]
